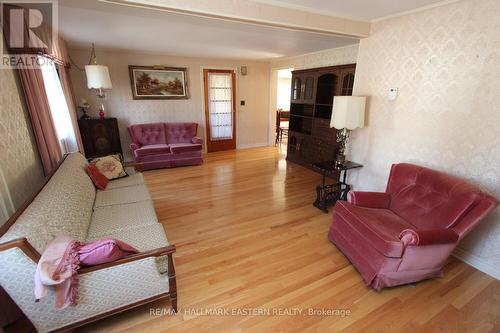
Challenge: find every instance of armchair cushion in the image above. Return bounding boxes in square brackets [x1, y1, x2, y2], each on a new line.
[347, 191, 391, 209]
[335, 201, 413, 258]
[134, 144, 170, 157]
[399, 228, 459, 247]
[387, 163, 484, 229]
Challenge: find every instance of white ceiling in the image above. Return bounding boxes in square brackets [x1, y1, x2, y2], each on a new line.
[59, 0, 358, 60]
[59, 0, 450, 60]
[252, 0, 448, 21]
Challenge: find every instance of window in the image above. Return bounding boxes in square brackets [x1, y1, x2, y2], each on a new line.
[39, 57, 78, 154]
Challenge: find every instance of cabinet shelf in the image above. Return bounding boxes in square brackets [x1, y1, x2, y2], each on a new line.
[290, 114, 313, 119]
[290, 103, 314, 117]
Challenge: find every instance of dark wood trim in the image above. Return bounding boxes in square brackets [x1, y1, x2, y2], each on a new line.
[167, 252, 177, 312]
[79, 245, 176, 274]
[203, 68, 237, 152]
[0, 238, 41, 261]
[291, 63, 356, 74]
[0, 155, 68, 237]
[50, 293, 171, 333]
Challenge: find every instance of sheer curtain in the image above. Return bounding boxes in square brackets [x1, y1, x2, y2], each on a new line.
[39, 57, 78, 154]
[208, 73, 233, 140]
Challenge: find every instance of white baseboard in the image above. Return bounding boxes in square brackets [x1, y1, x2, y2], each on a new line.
[453, 247, 500, 280]
[236, 142, 270, 149]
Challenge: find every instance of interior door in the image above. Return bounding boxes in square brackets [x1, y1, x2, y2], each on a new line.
[203, 69, 237, 152]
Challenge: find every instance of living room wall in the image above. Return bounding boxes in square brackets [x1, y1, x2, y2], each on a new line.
[350, 0, 500, 278]
[69, 49, 270, 161]
[0, 53, 44, 225]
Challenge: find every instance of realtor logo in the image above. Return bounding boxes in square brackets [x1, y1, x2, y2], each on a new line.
[1, 0, 57, 68]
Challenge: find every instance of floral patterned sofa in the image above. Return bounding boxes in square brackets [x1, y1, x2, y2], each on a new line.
[0, 153, 176, 332]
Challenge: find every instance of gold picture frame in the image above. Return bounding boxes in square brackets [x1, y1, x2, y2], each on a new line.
[129, 65, 189, 100]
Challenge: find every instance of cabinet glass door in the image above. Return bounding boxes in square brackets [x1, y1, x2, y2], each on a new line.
[304, 77, 314, 101]
[292, 77, 302, 100]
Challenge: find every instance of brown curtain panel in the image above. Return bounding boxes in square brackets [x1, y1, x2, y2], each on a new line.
[58, 64, 84, 154]
[18, 68, 62, 175]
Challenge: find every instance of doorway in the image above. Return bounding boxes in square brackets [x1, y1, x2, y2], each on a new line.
[275, 68, 293, 146]
[203, 69, 237, 152]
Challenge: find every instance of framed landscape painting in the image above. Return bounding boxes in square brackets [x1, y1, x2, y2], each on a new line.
[129, 66, 189, 100]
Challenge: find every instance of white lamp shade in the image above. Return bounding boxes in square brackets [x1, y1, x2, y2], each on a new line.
[330, 96, 366, 130]
[85, 65, 112, 89]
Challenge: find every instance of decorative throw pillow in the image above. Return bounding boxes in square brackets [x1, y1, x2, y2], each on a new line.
[86, 164, 109, 190]
[79, 239, 139, 266]
[91, 154, 128, 180]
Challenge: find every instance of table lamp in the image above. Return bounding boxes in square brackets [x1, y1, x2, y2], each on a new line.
[85, 44, 112, 119]
[330, 96, 366, 167]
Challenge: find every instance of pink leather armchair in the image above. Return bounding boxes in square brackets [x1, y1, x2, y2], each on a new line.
[329, 163, 498, 291]
[128, 122, 203, 170]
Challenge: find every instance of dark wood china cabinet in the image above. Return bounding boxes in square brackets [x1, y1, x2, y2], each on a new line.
[286, 64, 356, 175]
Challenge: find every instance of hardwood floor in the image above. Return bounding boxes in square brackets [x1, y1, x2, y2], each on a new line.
[80, 147, 500, 333]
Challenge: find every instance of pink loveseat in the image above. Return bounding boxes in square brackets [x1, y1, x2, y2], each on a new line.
[329, 163, 498, 291]
[128, 122, 203, 170]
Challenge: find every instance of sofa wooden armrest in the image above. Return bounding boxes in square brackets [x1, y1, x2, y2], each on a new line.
[78, 245, 175, 273]
[0, 237, 41, 262]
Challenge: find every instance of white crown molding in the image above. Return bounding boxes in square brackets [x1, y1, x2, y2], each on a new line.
[371, 0, 461, 22]
[270, 44, 359, 65]
[250, 0, 369, 22]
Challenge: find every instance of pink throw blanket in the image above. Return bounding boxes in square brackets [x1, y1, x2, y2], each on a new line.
[34, 236, 80, 309]
[35, 235, 138, 310]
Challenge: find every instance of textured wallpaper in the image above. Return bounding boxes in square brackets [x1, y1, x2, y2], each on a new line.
[350, 0, 500, 277]
[69, 49, 271, 161]
[0, 65, 45, 225]
[270, 44, 359, 70]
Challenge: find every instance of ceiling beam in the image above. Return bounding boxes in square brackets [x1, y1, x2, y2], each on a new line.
[99, 0, 370, 39]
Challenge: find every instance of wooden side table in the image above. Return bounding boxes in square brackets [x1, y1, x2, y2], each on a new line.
[312, 160, 363, 213]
